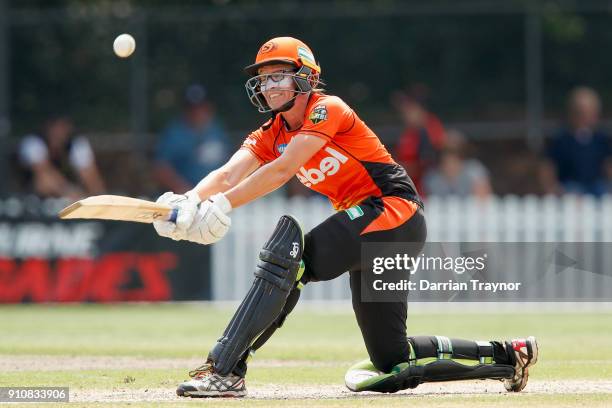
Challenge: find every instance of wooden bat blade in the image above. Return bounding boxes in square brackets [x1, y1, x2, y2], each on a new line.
[58, 195, 175, 223]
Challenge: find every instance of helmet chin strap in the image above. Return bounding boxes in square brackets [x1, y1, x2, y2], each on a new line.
[270, 91, 302, 113]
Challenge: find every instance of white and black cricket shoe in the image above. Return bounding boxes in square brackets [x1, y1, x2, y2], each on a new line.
[176, 363, 247, 398]
[503, 336, 539, 392]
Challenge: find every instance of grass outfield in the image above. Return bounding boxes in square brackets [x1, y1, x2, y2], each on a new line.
[1, 303, 611, 407]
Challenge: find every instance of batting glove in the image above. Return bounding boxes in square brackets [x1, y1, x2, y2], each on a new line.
[153, 190, 201, 241]
[183, 193, 232, 245]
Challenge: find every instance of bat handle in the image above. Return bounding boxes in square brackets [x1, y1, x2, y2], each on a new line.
[168, 207, 179, 223]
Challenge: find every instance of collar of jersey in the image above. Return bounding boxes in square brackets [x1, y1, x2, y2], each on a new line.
[278, 93, 319, 132]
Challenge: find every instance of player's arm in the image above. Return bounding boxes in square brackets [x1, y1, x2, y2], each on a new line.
[191, 149, 261, 201]
[70, 137, 105, 196]
[77, 163, 106, 195]
[153, 148, 259, 236]
[224, 134, 326, 208]
[153, 133, 325, 245]
[31, 160, 84, 198]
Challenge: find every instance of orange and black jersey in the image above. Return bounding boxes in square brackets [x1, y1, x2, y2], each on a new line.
[240, 93, 422, 213]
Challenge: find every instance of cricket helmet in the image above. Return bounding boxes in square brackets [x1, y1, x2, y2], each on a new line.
[244, 37, 321, 113]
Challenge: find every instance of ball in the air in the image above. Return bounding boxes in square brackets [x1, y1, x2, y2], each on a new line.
[113, 34, 136, 58]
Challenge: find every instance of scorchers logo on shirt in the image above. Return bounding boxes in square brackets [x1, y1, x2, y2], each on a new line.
[309, 104, 328, 124]
[296, 147, 348, 187]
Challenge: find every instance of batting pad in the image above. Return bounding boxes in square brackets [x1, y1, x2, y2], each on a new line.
[345, 357, 515, 393]
[209, 215, 304, 376]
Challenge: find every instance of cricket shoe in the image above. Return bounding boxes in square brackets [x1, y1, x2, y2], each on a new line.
[503, 336, 539, 392]
[176, 362, 247, 398]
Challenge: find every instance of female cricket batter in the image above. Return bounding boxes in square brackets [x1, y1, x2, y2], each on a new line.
[153, 37, 538, 398]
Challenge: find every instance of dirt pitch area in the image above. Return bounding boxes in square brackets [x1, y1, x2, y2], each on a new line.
[3, 306, 612, 407]
[3, 355, 612, 403]
[67, 380, 612, 403]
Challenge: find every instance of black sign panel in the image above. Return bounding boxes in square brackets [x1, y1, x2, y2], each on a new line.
[0, 203, 211, 303]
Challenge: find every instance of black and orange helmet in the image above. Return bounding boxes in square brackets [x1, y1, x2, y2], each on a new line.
[244, 37, 321, 113]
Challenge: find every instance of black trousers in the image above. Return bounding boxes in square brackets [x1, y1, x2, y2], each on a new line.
[233, 195, 511, 377]
[301, 196, 427, 373]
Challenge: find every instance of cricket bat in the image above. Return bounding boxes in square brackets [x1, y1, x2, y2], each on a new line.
[58, 195, 178, 223]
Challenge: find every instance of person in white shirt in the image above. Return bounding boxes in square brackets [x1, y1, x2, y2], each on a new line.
[18, 115, 105, 198]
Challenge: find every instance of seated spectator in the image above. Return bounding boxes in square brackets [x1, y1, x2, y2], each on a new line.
[18, 115, 105, 199]
[424, 129, 492, 199]
[540, 86, 612, 196]
[393, 84, 446, 194]
[154, 84, 230, 193]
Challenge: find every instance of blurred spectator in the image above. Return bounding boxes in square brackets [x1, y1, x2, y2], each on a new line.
[154, 84, 230, 193]
[424, 129, 492, 199]
[18, 115, 105, 199]
[393, 84, 446, 194]
[540, 86, 612, 196]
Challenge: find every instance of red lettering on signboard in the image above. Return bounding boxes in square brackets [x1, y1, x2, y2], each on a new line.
[55, 258, 96, 302]
[0, 258, 51, 302]
[0, 252, 177, 303]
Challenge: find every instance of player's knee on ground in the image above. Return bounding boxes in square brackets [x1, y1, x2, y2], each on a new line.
[368, 337, 411, 374]
[208, 215, 304, 376]
[349, 292, 410, 374]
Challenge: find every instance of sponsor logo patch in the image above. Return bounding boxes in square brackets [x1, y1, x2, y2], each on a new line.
[309, 104, 328, 124]
[345, 205, 364, 220]
[297, 46, 316, 67]
[277, 143, 288, 154]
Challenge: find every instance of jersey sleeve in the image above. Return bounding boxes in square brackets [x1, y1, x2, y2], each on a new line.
[240, 124, 276, 164]
[19, 134, 48, 166]
[69, 136, 95, 170]
[299, 96, 354, 141]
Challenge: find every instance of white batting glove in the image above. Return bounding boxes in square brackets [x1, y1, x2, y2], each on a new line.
[153, 190, 201, 241]
[183, 193, 232, 245]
